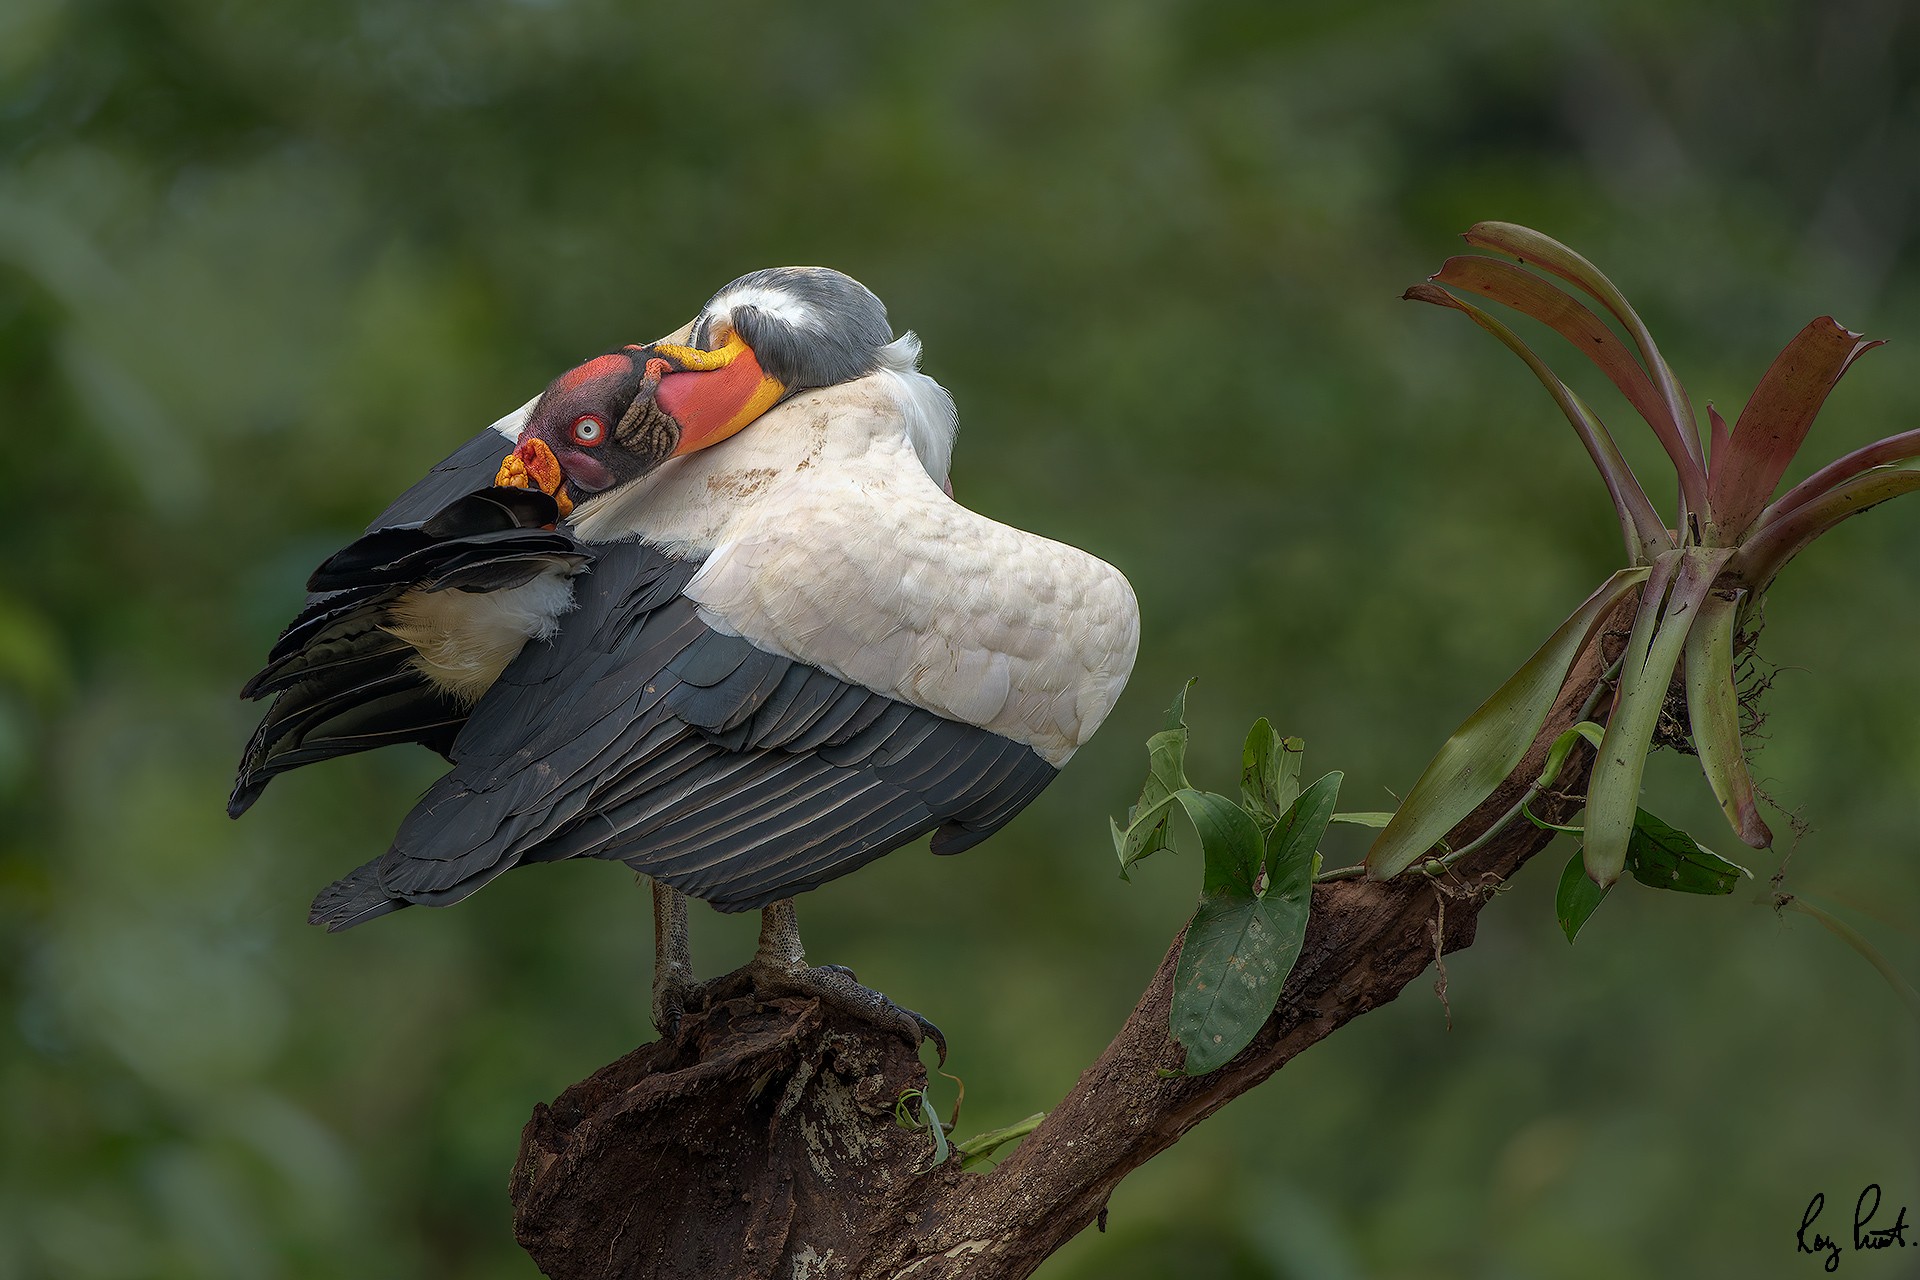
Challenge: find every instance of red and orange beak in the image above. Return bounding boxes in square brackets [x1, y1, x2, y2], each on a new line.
[650, 329, 787, 457]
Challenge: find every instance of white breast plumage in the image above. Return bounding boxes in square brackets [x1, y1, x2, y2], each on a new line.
[572, 370, 1140, 766]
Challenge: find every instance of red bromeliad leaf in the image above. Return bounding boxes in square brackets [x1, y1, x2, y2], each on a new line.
[1708, 405, 1731, 469]
[1462, 222, 1709, 516]
[1707, 317, 1884, 541]
[1430, 255, 1673, 452]
[1404, 283, 1670, 560]
[1683, 588, 1771, 849]
[1760, 426, 1920, 527]
[1729, 465, 1920, 593]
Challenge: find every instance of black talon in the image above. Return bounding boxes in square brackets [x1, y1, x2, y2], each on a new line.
[910, 1011, 949, 1065]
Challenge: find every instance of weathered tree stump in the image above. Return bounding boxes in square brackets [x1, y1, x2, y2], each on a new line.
[513, 995, 939, 1279]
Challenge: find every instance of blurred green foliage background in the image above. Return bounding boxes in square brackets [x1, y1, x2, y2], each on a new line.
[3, 1, 1918, 1276]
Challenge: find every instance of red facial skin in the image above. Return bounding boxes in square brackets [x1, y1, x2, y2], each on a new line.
[512, 344, 781, 505]
[512, 351, 659, 501]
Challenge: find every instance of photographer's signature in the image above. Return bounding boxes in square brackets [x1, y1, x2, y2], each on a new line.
[1798, 1185, 1912, 1271]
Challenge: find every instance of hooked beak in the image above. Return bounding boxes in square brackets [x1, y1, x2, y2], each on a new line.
[650, 329, 788, 457]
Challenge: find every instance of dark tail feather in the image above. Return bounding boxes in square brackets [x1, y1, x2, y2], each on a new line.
[309, 860, 409, 932]
[229, 667, 463, 818]
[231, 486, 589, 818]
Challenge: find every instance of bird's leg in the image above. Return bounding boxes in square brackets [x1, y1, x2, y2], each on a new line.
[741, 898, 947, 1063]
[649, 876, 696, 1036]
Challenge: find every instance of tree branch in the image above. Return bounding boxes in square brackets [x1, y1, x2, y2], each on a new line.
[510, 612, 1628, 1280]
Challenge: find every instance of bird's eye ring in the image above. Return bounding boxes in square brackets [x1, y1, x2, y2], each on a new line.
[570, 416, 606, 447]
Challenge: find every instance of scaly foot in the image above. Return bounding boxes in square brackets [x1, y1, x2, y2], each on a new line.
[649, 878, 696, 1037]
[696, 899, 947, 1062]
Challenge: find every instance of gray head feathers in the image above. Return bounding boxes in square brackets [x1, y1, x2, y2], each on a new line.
[693, 267, 897, 391]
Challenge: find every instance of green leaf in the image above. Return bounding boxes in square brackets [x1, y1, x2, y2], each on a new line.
[1623, 809, 1750, 895]
[1111, 800, 1177, 879]
[1330, 811, 1393, 828]
[893, 1090, 951, 1164]
[1173, 895, 1293, 1075]
[921, 1092, 950, 1164]
[1585, 549, 1729, 887]
[1706, 317, 1884, 540]
[1555, 848, 1610, 942]
[1182, 790, 1268, 898]
[1162, 677, 1196, 732]
[1683, 588, 1771, 849]
[1275, 739, 1304, 812]
[1365, 566, 1650, 879]
[1113, 681, 1197, 877]
[1264, 772, 1343, 887]
[1170, 782, 1322, 1076]
[1404, 282, 1669, 562]
[1523, 806, 1584, 835]
[1239, 719, 1305, 829]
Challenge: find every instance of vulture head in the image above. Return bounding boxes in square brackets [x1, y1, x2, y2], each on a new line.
[500, 267, 899, 515]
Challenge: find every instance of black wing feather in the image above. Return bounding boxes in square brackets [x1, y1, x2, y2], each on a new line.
[229, 460, 585, 817]
[310, 538, 1059, 928]
[367, 427, 520, 530]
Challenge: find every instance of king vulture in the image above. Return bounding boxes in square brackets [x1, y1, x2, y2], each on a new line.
[232, 267, 1140, 1049]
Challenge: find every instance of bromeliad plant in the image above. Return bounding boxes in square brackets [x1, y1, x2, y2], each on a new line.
[1114, 223, 1917, 1075]
[1366, 222, 1918, 895]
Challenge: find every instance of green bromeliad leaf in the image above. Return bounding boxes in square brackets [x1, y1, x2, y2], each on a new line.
[1585, 548, 1730, 887]
[1329, 811, 1393, 828]
[1683, 588, 1771, 849]
[1366, 566, 1650, 880]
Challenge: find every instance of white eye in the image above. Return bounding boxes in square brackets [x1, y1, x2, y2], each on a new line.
[570, 415, 605, 446]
